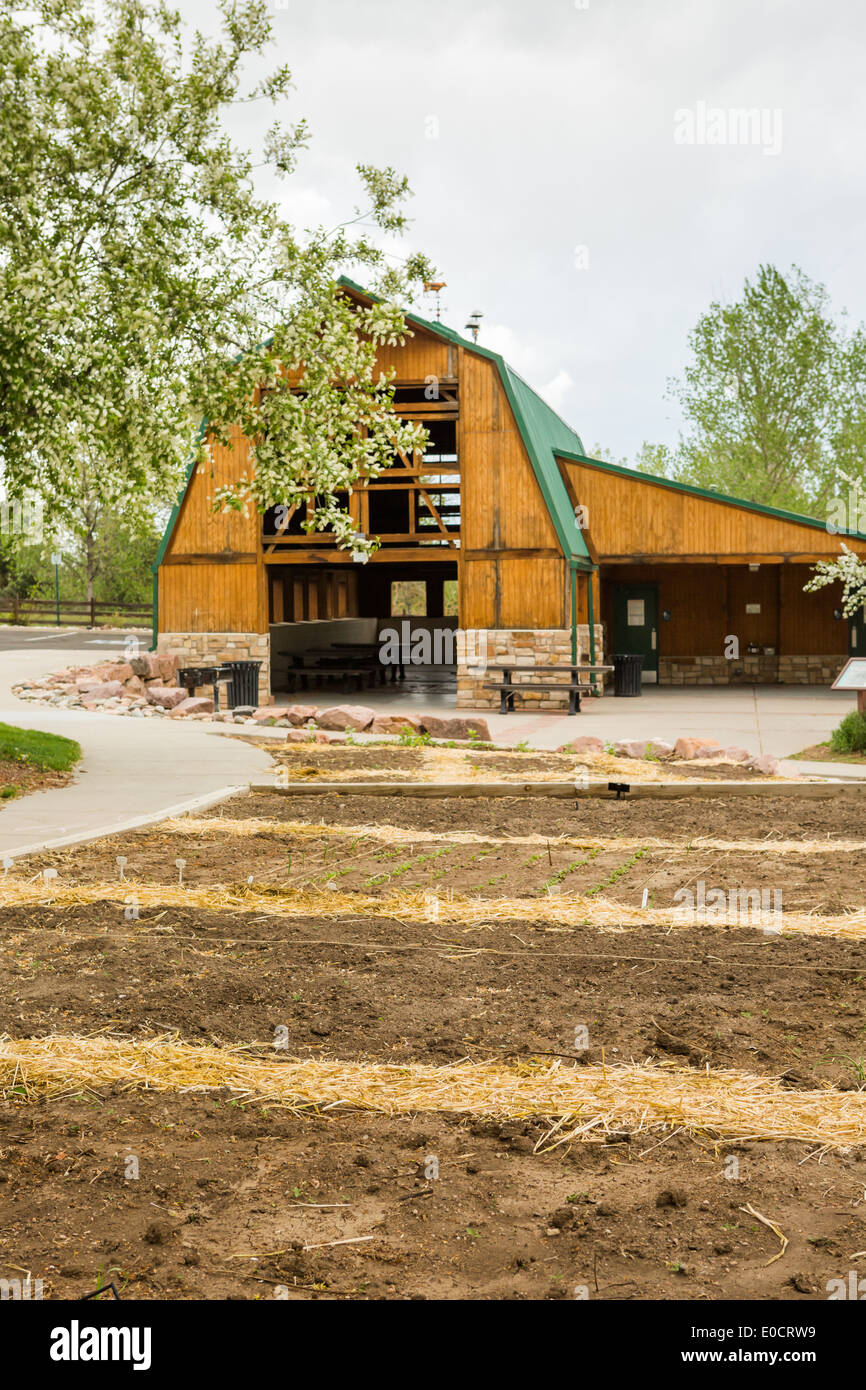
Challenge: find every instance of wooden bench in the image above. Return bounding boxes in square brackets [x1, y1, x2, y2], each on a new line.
[286, 662, 375, 694]
[484, 662, 613, 715]
[483, 679, 593, 715]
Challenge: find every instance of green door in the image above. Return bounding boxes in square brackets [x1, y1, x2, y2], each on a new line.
[851, 603, 866, 657]
[612, 584, 659, 683]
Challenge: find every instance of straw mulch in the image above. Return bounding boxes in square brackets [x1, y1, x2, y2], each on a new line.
[1, 1034, 864, 1148]
[1, 878, 864, 941]
[163, 814, 866, 857]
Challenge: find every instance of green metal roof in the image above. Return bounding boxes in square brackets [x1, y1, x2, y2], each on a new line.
[554, 448, 866, 544]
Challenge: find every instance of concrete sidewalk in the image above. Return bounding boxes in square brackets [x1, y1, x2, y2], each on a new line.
[0, 649, 273, 858]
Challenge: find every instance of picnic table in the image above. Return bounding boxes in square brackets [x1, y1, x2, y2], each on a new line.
[484, 662, 613, 715]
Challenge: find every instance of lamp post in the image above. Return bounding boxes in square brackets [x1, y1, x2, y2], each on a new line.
[50, 552, 61, 626]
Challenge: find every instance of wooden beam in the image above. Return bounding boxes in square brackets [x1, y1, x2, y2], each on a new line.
[598, 553, 844, 565]
[264, 548, 457, 565]
[162, 552, 257, 565]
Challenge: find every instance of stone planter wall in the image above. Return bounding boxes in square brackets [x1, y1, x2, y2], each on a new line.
[660, 654, 848, 686]
[456, 627, 605, 710]
[157, 632, 271, 704]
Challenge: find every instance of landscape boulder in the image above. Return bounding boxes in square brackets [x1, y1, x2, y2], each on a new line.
[146, 685, 189, 710]
[100, 662, 135, 683]
[369, 713, 424, 735]
[284, 704, 318, 726]
[557, 735, 604, 755]
[673, 737, 721, 761]
[168, 696, 214, 717]
[285, 729, 316, 743]
[317, 704, 375, 731]
[79, 680, 125, 701]
[419, 715, 492, 742]
[645, 739, 675, 759]
[614, 739, 650, 759]
[718, 746, 750, 763]
[747, 754, 779, 776]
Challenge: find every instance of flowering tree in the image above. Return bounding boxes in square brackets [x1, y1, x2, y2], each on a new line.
[0, 0, 434, 558]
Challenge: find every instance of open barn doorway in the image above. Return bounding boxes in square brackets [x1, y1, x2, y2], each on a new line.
[267, 560, 459, 703]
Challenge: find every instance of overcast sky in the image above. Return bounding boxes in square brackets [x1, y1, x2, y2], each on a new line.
[181, 0, 864, 462]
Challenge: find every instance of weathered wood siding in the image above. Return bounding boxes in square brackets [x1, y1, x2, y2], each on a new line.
[459, 348, 567, 628]
[559, 457, 866, 562]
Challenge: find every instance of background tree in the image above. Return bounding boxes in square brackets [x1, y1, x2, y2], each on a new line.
[631, 265, 866, 513]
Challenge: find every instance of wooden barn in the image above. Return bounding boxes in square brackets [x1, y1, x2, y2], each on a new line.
[154, 280, 866, 708]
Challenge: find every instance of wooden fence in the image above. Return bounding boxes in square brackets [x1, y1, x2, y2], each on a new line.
[0, 597, 152, 628]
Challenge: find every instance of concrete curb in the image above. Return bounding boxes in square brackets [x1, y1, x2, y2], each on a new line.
[0, 784, 250, 861]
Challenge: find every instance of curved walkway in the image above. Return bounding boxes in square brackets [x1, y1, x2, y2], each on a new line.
[0, 647, 273, 858]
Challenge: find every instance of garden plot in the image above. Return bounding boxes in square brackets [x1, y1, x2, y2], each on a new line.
[2, 768, 866, 1300]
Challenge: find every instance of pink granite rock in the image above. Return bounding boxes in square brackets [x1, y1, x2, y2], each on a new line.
[369, 714, 425, 735]
[614, 739, 650, 759]
[81, 681, 125, 701]
[557, 735, 604, 755]
[285, 704, 318, 726]
[317, 704, 375, 732]
[673, 737, 721, 760]
[168, 696, 214, 717]
[419, 716, 492, 742]
[747, 754, 779, 776]
[146, 685, 188, 710]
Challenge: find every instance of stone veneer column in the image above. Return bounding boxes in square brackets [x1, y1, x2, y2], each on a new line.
[456, 627, 605, 710]
[157, 632, 271, 705]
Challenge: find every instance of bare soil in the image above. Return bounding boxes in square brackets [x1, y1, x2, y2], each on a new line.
[0, 757, 71, 804]
[2, 781, 866, 1300]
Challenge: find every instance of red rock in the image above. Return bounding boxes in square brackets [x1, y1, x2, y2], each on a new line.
[285, 729, 316, 744]
[370, 714, 425, 735]
[82, 681, 125, 700]
[614, 739, 649, 759]
[747, 754, 779, 776]
[317, 704, 375, 731]
[557, 735, 604, 755]
[420, 716, 492, 742]
[123, 675, 147, 695]
[251, 708, 281, 724]
[101, 662, 135, 683]
[673, 737, 721, 760]
[168, 696, 214, 717]
[285, 704, 318, 726]
[146, 685, 188, 710]
[645, 739, 675, 759]
[718, 746, 750, 763]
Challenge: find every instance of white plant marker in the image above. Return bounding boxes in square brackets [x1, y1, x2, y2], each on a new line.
[2, 857, 13, 877]
[116, 855, 128, 882]
[175, 857, 186, 886]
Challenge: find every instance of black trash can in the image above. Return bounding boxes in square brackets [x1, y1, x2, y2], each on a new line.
[224, 660, 262, 709]
[613, 652, 644, 697]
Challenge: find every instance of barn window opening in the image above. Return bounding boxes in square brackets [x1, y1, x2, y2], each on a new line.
[391, 581, 427, 616]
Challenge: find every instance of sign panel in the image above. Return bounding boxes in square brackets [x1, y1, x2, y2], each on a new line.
[831, 658, 866, 691]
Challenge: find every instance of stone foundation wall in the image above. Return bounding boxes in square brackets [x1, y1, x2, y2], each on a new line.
[157, 632, 271, 704]
[456, 627, 605, 710]
[660, 654, 848, 686]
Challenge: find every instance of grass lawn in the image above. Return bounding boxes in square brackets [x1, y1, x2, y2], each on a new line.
[0, 722, 82, 800]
